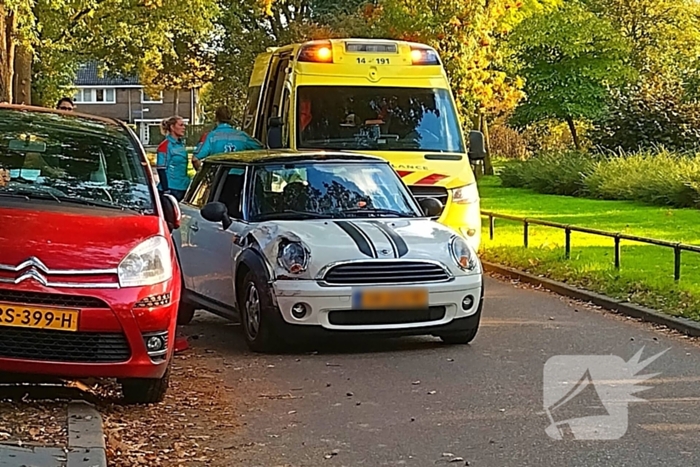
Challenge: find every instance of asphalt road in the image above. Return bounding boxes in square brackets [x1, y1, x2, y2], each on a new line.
[183, 275, 700, 467]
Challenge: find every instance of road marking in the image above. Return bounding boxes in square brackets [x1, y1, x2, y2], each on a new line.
[640, 423, 700, 432]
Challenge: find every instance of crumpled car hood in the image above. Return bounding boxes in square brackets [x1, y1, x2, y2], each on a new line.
[242, 218, 461, 278]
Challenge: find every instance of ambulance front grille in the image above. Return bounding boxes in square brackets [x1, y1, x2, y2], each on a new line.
[408, 186, 447, 217]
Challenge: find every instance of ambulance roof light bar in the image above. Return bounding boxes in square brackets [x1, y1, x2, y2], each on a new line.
[298, 41, 333, 63]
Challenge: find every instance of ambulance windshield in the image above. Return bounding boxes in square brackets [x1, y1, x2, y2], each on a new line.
[296, 86, 465, 153]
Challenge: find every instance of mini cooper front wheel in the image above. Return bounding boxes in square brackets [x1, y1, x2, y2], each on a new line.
[438, 328, 478, 345]
[177, 300, 196, 325]
[239, 271, 283, 353]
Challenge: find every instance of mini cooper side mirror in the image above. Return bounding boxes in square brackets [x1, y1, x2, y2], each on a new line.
[161, 193, 181, 231]
[419, 197, 444, 218]
[201, 202, 233, 230]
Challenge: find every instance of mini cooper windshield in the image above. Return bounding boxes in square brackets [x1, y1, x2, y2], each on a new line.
[0, 109, 153, 213]
[250, 162, 421, 221]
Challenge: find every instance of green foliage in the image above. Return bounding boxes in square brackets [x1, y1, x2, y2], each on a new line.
[499, 148, 700, 208]
[21, 0, 219, 106]
[582, 0, 700, 84]
[589, 79, 700, 152]
[499, 150, 596, 196]
[507, 1, 635, 127]
[586, 150, 700, 208]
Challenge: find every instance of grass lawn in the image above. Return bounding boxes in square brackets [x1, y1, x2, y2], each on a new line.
[477, 175, 700, 321]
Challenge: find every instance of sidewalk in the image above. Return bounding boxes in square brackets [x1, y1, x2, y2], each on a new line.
[0, 401, 106, 467]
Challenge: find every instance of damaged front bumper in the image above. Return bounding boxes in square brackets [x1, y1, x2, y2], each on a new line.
[271, 274, 483, 332]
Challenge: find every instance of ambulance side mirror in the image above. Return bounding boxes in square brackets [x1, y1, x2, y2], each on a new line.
[468, 130, 486, 161]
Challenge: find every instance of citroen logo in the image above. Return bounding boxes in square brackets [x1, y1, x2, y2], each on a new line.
[1, 257, 51, 285]
[15, 256, 50, 273]
[16, 269, 49, 286]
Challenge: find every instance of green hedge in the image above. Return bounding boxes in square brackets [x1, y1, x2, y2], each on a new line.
[499, 149, 700, 209]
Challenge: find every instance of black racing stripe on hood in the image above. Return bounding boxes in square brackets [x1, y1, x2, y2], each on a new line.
[370, 221, 409, 258]
[334, 221, 376, 258]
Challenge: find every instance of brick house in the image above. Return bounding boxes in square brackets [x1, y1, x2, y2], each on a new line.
[70, 62, 203, 145]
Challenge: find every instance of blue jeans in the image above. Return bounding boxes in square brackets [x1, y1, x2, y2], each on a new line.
[160, 189, 186, 202]
[169, 189, 186, 201]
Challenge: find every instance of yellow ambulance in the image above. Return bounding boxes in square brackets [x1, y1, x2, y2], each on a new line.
[241, 38, 486, 251]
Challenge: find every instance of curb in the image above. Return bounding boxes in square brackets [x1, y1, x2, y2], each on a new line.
[482, 261, 700, 338]
[67, 401, 107, 467]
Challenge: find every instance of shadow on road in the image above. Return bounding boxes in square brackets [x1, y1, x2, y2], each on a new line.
[0, 380, 121, 404]
[183, 311, 467, 358]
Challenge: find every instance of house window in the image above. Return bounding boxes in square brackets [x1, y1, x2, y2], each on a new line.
[141, 90, 164, 104]
[73, 88, 116, 104]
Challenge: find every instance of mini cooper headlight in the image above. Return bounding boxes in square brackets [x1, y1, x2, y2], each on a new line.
[277, 241, 309, 274]
[118, 236, 173, 287]
[450, 235, 476, 271]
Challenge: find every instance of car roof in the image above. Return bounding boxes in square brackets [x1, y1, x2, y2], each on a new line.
[0, 103, 128, 135]
[204, 149, 388, 165]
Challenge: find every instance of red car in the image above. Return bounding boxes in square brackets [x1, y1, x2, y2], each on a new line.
[0, 104, 183, 404]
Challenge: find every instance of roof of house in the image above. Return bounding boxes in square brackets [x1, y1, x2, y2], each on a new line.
[75, 62, 140, 86]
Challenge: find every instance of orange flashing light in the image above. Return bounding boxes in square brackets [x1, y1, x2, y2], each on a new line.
[410, 46, 441, 65]
[298, 42, 333, 63]
[317, 46, 332, 61]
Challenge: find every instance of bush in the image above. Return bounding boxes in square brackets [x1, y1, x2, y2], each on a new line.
[489, 124, 529, 160]
[585, 150, 700, 208]
[589, 80, 700, 152]
[496, 148, 700, 209]
[499, 160, 529, 188]
[498, 150, 595, 196]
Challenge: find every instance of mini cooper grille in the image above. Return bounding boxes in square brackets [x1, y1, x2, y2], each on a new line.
[134, 293, 171, 308]
[0, 328, 130, 363]
[0, 289, 109, 309]
[328, 307, 446, 326]
[323, 261, 450, 285]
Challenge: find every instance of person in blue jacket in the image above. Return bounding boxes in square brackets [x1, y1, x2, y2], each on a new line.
[192, 106, 263, 171]
[155, 116, 191, 201]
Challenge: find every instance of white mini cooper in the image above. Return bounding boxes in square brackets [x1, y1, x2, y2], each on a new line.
[173, 150, 484, 353]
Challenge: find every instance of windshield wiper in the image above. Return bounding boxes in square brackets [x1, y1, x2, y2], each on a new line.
[54, 196, 129, 211]
[2, 188, 131, 212]
[1, 189, 62, 203]
[342, 207, 414, 218]
[255, 210, 333, 220]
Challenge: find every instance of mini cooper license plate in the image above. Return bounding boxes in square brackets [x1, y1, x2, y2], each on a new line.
[353, 288, 429, 310]
[0, 302, 79, 332]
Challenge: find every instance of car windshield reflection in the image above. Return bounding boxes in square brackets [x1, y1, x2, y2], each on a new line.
[249, 162, 420, 221]
[0, 110, 153, 213]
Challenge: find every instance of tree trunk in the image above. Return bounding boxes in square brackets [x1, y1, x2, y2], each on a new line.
[480, 113, 494, 176]
[12, 44, 31, 105]
[565, 115, 581, 150]
[0, 7, 16, 103]
[470, 108, 484, 178]
[172, 89, 180, 115]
